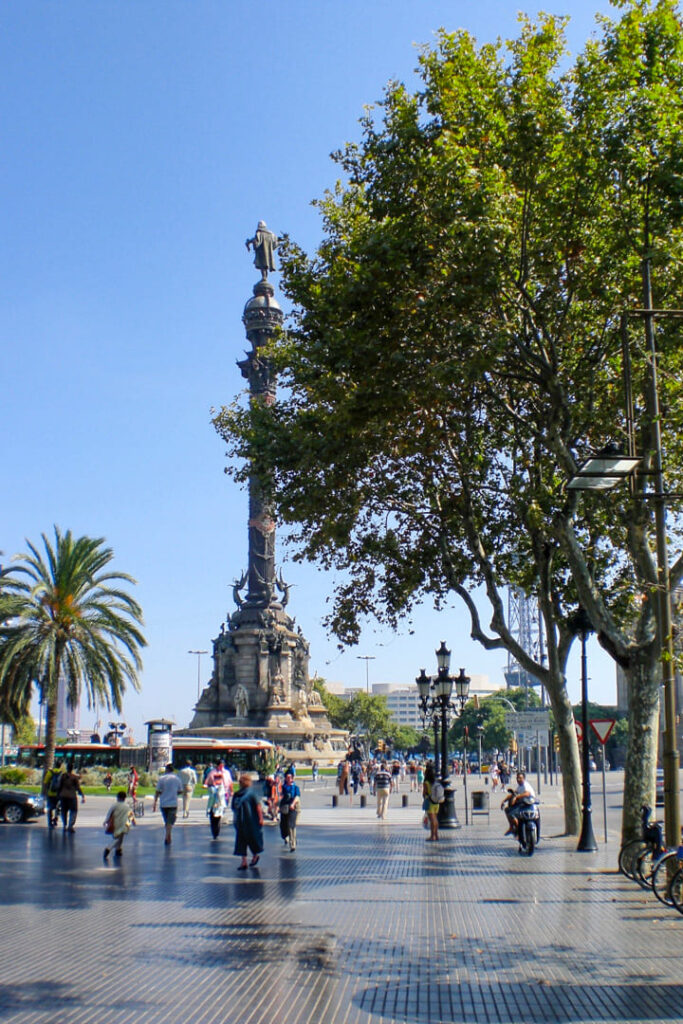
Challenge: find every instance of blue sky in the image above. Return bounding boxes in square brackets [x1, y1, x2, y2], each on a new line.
[1, 0, 619, 739]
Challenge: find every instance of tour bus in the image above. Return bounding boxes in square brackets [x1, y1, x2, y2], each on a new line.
[16, 737, 276, 774]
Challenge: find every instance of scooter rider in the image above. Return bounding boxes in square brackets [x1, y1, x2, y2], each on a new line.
[502, 771, 536, 835]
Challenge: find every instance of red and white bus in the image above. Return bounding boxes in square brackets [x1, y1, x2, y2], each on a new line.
[17, 737, 276, 774]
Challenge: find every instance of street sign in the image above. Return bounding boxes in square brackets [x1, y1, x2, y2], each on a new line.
[575, 721, 583, 742]
[590, 718, 616, 745]
[517, 729, 549, 748]
[505, 710, 550, 731]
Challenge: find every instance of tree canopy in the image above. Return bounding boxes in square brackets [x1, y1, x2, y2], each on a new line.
[0, 528, 146, 769]
[216, 0, 683, 837]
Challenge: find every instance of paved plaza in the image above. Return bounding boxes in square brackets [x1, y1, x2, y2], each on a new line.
[0, 773, 681, 1024]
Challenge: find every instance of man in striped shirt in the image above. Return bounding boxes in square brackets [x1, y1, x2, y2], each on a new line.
[375, 762, 392, 820]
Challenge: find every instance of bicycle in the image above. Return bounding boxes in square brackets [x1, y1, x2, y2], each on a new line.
[650, 844, 683, 906]
[667, 856, 683, 914]
[618, 806, 663, 881]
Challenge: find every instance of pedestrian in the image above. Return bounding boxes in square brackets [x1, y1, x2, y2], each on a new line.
[311, 762, 319, 783]
[489, 762, 500, 792]
[103, 790, 135, 860]
[212, 760, 234, 800]
[417, 764, 424, 791]
[232, 774, 264, 869]
[153, 763, 183, 846]
[374, 761, 392, 820]
[178, 760, 197, 818]
[42, 763, 64, 828]
[264, 774, 281, 820]
[103, 771, 113, 793]
[391, 760, 401, 793]
[205, 768, 227, 839]
[58, 763, 85, 832]
[409, 761, 418, 792]
[350, 761, 362, 803]
[423, 763, 440, 841]
[337, 760, 349, 797]
[278, 770, 301, 851]
[127, 765, 139, 802]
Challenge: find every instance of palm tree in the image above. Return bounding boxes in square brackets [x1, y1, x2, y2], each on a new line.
[0, 527, 146, 768]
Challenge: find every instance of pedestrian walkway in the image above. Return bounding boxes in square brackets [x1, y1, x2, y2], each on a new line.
[0, 785, 680, 1024]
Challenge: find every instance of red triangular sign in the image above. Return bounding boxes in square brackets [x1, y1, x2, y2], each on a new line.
[590, 718, 616, 745]
[574, 721, 583, 742]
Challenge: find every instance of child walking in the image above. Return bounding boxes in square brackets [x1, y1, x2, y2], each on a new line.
[103, 790, 135, 860]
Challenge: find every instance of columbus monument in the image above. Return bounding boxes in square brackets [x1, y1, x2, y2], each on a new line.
[179, 224, 346, 762]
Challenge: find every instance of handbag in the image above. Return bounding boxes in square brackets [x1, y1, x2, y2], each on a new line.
[104, 817, 114, 834]
[422, 796, 431, 812]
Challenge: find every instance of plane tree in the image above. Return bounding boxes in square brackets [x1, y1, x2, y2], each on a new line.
[216, 2, 683, 839]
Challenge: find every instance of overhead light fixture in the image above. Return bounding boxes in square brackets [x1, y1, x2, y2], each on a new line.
[567, 444, 641, 491]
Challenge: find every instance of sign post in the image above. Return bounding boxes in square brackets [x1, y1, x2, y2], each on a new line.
[590, 719, 616, 844]
[505, 712, 550, 793]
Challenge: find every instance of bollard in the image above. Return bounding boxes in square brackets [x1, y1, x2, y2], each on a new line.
[402, 794, 409, 808]
[332, 794, 338, 807]
[360, 794, 366, 808]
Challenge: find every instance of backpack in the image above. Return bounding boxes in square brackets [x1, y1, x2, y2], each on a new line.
[430, 780, 445, 804]
[47, 769, 62, 797]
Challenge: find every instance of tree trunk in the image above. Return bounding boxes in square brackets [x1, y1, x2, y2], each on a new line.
[621, 644, 659, 842]
[43, 698, 58, 770]
[545, 682, 582, 834]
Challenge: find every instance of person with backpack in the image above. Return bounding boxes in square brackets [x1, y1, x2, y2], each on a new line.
[422, 763, 442, 841]
[42, 764, 64, 828]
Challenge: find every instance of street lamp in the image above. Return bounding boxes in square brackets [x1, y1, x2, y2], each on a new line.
[568, 286, 682, 851]
[416, 667, 440, 775]
[476, 717, 484, 777]
[357, 655, 376, 694]
[568, 607, 598, 853]
[188, 649, 208, 701]
[108, 721, 126, 747]
[567, 443, 641, 492]
[415, 644, 470, 829]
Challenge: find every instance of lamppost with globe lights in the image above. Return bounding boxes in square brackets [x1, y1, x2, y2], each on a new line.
[568, 606, 598, 853]
[415, 643, 470, 829]
[108, 721, 127, 747]
[416, 668, 441, 776]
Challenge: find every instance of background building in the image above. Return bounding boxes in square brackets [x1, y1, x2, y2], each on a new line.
[328, 676, 493, 728]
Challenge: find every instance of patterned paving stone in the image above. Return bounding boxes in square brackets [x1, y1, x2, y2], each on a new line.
[0, 785, 681, 1024]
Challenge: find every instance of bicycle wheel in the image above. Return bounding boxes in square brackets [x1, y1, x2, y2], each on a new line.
[652, 852, 680, 906]
[670, 866, 683, 915]
[619, 839, 648, 879]
[636, 846, 661, 888]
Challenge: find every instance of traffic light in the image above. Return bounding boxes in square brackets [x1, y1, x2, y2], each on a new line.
[554, 735, 561, 752]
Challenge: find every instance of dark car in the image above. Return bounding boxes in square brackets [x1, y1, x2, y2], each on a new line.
[0, 789, 45, 823]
